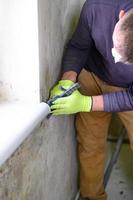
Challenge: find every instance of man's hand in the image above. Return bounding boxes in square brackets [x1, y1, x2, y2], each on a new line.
[50, 80, 74, 98]
[50, 71, 77, 98]
[61, 71, 77, 82]
[50, 90, 92, 115]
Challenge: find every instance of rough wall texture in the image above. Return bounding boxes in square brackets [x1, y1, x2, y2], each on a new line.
[0, 118, 77, 200]
[0, 0, 86, 200]
[38, 0, 85, 101]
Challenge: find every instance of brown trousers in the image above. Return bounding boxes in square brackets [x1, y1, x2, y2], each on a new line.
[76, 69, 133, 200]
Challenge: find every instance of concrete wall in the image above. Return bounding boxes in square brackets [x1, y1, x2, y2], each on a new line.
[38, 0, 85, 101]
[0, 0, 85, 200]
[0, 117, 77, 200]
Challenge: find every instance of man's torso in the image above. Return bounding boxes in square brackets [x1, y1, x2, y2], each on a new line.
[84, 0, 133, 87]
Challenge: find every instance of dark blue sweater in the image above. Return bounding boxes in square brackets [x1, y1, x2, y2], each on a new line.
[62, 0, 133, 112]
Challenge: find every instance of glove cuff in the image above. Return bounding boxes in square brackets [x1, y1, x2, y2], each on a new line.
[83, 96, 93, 112]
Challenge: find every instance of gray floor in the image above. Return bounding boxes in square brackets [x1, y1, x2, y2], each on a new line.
[106, 142, 133, 200]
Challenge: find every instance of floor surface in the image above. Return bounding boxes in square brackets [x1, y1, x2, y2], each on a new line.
[106, 142, 133, 200]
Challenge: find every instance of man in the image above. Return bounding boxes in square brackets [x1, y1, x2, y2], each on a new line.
[50, 0, 133, 199]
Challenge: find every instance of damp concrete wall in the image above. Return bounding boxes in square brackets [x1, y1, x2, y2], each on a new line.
[0, 0, 85, 200]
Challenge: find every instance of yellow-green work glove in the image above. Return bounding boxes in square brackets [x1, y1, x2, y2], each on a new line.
[51, 90, 93, 115]
[50, 80, 74, 98]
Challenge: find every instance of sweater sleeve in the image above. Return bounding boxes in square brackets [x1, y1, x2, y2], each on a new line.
[62, 2, 93, 75]
[103, 83, 133, 112]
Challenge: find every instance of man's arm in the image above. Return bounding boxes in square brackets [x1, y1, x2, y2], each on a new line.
[61, 71, 133, 112]
[103, 86, 133, 112]
[51, 68, 133, 113]
[92, 95, 104, 111]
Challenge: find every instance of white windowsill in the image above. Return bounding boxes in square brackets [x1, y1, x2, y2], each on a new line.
[0, 101, 50, 167]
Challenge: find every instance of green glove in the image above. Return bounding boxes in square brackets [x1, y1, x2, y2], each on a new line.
[50, 80, 74, 98]
[50, 90, 93, 115]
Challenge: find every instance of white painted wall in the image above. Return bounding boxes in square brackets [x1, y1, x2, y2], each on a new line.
[0, 0, 40, 103]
